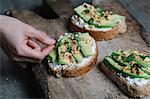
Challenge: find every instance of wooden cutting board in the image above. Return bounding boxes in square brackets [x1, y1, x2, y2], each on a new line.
[12, 0, 150, 98]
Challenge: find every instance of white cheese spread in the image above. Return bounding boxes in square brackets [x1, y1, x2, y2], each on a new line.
[71, 15, 112, 32]
[118, 73, 150, 87]
[125, 77, 150, 87]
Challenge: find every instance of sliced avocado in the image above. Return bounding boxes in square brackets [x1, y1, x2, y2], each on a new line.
[72, 51, 83, 62]
[58, 46, 62, 56]
[70, 38, 83, 62]
[71, 44, 83, 62]
[104, 57, 150, 79]
[76, 33, 93, 46]
[74, 3, 125, 28]
[134, 59, 150, 68]
[57, 34, 77, 64]
[58, 46, 72, 65]
[74, 5, 91, 22]
[91, 14, 125, 28]
[48, 49, 57, 63]
[57, 34, 72, 47]
[75, 33, 94, 57]
[78, 41, 93, 57]
[141, 67, 150, 75]
[58, 52, 76, 64]
[144, 57, 150, 63]
[57, 34, 72, 54]
[50, 33, 95, 65]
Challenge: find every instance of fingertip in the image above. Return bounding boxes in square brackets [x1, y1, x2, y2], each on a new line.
[46, 37, 56, 45]
[47, 45, 55, 52]
[41, 45, 55, 56]
[51, 39, 56, 44]
[40, 33, 56, 45]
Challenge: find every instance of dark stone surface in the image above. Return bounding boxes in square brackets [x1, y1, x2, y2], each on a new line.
[0, 0, 149, 98]
[0, 48, 45, 99]
[0, 0, 42, 14]
[119, 0, 150, 47]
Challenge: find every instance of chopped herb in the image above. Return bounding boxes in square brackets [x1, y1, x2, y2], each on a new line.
[83, 9, 90, 13]
[123, 54, 135, 62]
[98, 11, 105, 17]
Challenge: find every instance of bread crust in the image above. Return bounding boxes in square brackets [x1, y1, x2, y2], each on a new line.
[69, 20, 120, 41]
[100, 63, 150, 98]
[48, 45, 98, 78]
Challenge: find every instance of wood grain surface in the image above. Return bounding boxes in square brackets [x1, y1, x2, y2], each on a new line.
[12, 0, 150, 99]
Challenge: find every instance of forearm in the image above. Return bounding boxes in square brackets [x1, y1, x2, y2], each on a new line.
[0, 15, 15, 34]
[0, 15, 7, 31]
[0, 15, 10, 39]
[0, 15, 5, 46]
[0, 15, 9, 47]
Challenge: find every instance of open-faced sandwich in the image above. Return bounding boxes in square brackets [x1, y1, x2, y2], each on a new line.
[47, 32, 98, 77]
[100, 50, 150, 98]
[69, 3, 127, 41]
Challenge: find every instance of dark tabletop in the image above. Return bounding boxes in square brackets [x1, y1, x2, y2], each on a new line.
[0, 0, 149, 99]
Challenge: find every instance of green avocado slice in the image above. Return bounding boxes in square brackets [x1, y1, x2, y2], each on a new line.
[75, 33, 94, 57]
[48, 33, 95, 65]
[141, 68, 150, 75]
[111, 51, 150, 68]
[74, 3, 125, 28]
[57, 34, 76, 64]
[72, 51, 83, 62]
[89, 14, 125, 28]
[58, 52, 75, 64]
[78, 41, 93, 57]
[134, 59, 150, 68]
[48, 49, 57, 63]
[104, 57, 150, 79]
[74, 5, 91, 22]
[71, 40, 83, 62]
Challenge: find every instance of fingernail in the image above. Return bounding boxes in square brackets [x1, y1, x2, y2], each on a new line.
[48, 38, 56, 45]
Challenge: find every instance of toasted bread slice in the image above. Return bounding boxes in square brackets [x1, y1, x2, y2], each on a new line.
[100, 63, 150, 98]
[69, 19, 127, 41]
[48, 46, 98, 77]
[47, 33, 98, 77]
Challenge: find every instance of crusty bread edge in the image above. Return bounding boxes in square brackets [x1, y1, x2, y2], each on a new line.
[69, 20, 120, 41]
[100, 63, 150, 98]
[48, 45, 98, 78]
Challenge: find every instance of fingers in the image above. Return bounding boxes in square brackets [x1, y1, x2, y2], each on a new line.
[22, 45, 55, 61]
[12, 24, 56, 62]
[26, 26, 56, 45]
[41, 45, 55, 57]
[13, 45, 54, 63]
[27, 39, 41, 51]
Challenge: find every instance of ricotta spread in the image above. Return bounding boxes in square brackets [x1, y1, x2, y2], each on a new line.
[71, 15, 112, 31]
[125, 77, 150, 87]
[118, 73, 150, 87]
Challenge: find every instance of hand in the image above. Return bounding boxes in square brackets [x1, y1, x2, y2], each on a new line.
[0, 15, 56, 68]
